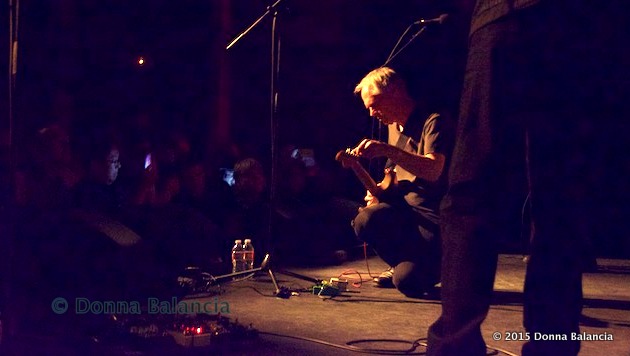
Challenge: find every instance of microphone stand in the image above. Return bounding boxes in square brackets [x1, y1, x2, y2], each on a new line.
[181, 254, 323, 299]
[383, 23, 428, 67]
[226, 1, 286, 255]
[208, 254, 281, 295]
[4, 0, 20, 344]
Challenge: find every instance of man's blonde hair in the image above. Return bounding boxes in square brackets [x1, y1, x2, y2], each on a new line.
[354, 67, 406, 96]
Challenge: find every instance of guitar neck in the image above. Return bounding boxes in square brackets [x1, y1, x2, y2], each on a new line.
[349, 164, 380, 196]
[336, 149, 399, 201]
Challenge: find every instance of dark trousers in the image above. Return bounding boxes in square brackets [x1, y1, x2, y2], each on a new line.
[427, 2, 629, 355]
[353, 201, 441, 297]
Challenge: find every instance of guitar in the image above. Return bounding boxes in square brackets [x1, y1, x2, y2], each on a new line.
[335, 148, 398, 201]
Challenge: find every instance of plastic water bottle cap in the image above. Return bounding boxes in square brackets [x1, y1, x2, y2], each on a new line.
[244, 239, 252, 244]
[235, 239, 242, 244]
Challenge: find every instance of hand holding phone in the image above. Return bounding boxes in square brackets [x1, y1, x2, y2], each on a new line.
[144, 153, 152, 169]
[220, 168, 235, 186]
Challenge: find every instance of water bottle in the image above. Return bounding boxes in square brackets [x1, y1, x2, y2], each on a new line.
[243, 239, 255, 270]
[231, 239, 244, 274]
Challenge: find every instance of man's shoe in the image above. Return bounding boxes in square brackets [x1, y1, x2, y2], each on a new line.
[374, 267, 395, 288]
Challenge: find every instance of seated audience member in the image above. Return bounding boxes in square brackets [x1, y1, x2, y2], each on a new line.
[71, 135, 222, 271]
[220, 157, 271, 262]
[72, 138, 125, 216]
[148, 131, 198, 206]
[70, 134, 158, 249]
[116, 136, 177, 209]
[172, 157, 223, 220]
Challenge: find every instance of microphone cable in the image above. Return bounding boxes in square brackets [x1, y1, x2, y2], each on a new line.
[383, 24, 426, 67]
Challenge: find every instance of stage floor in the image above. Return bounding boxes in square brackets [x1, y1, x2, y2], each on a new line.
[4, 254, 630, 355]
[174, 254, 630, 356]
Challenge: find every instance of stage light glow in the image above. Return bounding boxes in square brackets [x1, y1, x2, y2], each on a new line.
[137, 57, 145, 66]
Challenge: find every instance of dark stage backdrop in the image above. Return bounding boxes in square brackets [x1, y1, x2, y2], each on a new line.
[3, 0, 629, 257]
[9, 0, 466, 154]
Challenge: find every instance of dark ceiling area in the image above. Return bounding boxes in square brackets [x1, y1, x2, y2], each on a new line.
[7, 0, 467, 155]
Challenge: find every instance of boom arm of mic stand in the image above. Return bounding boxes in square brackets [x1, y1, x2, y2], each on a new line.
[274, 269, 323, 285]
[208, 267, 262, 283]
[205, 267, 283, 296]
[225, 0, 286, 50]
[203, 254, 282, 295]
[208, 253, 272, 283]
[201, 254, 321, 298]
[383, 26, 427, 67]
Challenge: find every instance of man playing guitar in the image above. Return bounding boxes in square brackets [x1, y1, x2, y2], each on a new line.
[347, 67, 453, 297]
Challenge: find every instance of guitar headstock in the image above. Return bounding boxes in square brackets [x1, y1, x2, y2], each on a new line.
[335, 148, 360, 168]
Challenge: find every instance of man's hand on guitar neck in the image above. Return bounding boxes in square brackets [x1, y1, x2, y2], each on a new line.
[351, 139, 389, 159]
[336, 148, 397, 211]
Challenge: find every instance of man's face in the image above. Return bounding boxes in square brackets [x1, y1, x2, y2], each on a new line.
[105, 149, 121, 185]
[235, 169, 266, 197]
[361, 87, 397, 125]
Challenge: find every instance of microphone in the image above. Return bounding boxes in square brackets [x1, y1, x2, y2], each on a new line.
[414, 13, 448, 26]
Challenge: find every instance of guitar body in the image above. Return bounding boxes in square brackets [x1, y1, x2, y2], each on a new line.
[375, 169, 399, 202]
[335, 149, 399, 203]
